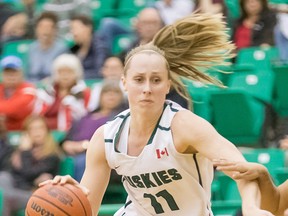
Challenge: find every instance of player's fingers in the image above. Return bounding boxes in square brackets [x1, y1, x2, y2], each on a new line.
[38, 179, 53, 187]
[232, 172, 258, 181]
[51, 175, 63, 184]
[58, 175, 78, 185]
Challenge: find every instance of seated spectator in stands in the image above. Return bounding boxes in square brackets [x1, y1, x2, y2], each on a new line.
[0, 115, 13, 171]
[61, 80, 125, 181]
[21, 0, 37, 38]
[0, 115, 61, 216]
[70, 15, 109, 79]
[88, 56, 127, 111]
[0, 56, 36, 130]
[0, 3, 28, 52]
[27, 12, 67, 83]
[272, 5, 288, 63]
[154, 0, 195, 25]
[98, 7, 164, 60]
[197, 0, 225, 15]
[232, 0, 276, 50]
[34, 54, 90, 131]
[42, 0, 91, 40]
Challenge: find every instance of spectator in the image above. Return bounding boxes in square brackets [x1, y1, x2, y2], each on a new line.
[27, 12, 67, 83]
[270, 4, 288, 63]
[197, 0, 225, 15]
[61, 80, 125, 181]
[21, 0, 37, 38]
[0, 3, 29, 52]
[0, 115, 61, 216]
[98, 7, 164, 60]
[0, 56, 36, 130]
[154, 0, 195, 25]
[232, 0, 277, 50]
[42, 0, 91, 40]
[87, 56, 127, 111]
[34, 54, 90, 131]
[0, 115, 13, 171]
[70, 15, 109, 79]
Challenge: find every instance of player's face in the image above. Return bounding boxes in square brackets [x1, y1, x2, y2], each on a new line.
[122, 53, 170, 111]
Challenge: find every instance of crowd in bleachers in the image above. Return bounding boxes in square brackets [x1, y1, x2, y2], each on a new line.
[0, 0, 288, 215]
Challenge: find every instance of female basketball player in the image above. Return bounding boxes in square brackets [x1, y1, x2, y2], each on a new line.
[40, 13, 274, 216]
[214, 160, 288, 216]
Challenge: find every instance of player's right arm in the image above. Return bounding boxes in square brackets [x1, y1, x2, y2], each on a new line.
[80, 125, 111, 216]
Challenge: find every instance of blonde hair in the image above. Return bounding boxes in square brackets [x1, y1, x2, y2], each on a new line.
[52, 54, 84, 81]
[22, 115, 61, 159]
[124, 13, 235, 101]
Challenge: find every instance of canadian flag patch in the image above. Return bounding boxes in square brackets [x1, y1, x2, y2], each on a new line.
[156, 148, 169, 159]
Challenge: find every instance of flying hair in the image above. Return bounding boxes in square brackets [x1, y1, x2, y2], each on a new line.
[124, 13, 235, 102]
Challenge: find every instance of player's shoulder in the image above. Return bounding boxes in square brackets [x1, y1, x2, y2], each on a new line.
[172, 108, 214, 137]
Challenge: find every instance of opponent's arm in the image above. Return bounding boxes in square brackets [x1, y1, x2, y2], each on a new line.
[214, 161, 284, 214]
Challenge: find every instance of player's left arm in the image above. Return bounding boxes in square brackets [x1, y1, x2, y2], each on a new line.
[172, 110, 273, 216]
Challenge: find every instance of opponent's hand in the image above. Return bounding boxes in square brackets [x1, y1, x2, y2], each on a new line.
[39, 175, 89, 196]
[213, 159, 267, 181]
[242, 208, 275, 216]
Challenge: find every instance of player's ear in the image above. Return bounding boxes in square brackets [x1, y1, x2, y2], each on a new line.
[121, 76, 127, 91]
[166, 79, 171, 94]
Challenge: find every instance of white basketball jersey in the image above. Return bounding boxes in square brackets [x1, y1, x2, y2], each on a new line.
[104, 100, 214, 216]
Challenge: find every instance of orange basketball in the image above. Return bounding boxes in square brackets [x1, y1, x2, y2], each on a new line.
[25, 183, 92, 216]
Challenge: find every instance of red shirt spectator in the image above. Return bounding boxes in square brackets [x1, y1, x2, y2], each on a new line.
[0, 56, 36, 130]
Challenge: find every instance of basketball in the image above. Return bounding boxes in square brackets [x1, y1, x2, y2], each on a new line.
[25, 183, 92, 216]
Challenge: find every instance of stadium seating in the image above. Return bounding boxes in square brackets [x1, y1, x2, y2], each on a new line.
[58, 156, 75, 176]
[98, 204, 123, 216]
[184, 79, 221, 122]
[235, 46, 280, 71]
[1, 39, 33, 76]
[90, 0, 118, 29]
[112, 34, 135, 55]
[274, 167, 288, 185]
[241, 148, 286, 185]
[271, 64, 288, 117]
[227, 68, 275, 104]
[116, 0, 148, 18]
[209, 89, 266, 147]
